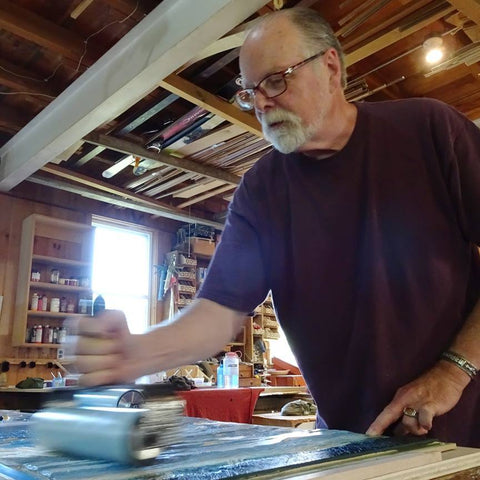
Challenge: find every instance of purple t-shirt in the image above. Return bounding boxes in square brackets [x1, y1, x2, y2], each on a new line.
[198, 98, 480, 446]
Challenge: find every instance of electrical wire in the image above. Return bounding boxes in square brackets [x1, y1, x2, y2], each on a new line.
[73, 0, 140, 75]
[0, 0, 140, 98]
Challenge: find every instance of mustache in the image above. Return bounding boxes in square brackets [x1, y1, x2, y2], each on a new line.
[261, 109, 301, 128]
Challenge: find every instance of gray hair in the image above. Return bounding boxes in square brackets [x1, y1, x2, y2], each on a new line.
[257, 7, 347, 89]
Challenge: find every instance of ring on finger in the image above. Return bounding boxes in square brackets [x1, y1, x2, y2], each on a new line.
[403, 407, 418, 418]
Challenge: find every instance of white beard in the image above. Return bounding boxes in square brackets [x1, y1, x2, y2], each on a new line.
[260, 109, 315, 154]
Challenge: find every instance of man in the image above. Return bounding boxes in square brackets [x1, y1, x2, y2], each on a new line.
[70, 8, 479, 446]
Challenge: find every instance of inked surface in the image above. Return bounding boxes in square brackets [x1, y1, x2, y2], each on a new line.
[0, 410, 438, 480]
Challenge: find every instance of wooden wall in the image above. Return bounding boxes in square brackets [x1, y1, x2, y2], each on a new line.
[0, 183, 179, 387]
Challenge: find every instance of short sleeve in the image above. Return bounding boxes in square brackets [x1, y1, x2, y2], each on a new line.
[197, 174, 270, 313]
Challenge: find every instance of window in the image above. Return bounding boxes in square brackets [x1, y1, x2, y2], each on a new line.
[92, 218, 155, 334]
[269, 326, 299, 366]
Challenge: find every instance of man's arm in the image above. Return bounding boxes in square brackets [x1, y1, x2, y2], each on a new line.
[367, 297, 480, 436]
[67, 298, 247, 386]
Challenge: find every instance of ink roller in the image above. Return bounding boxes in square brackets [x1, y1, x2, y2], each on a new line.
[31, 384, 185, 464]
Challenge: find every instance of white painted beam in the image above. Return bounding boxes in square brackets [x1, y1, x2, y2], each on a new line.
[0, 0, 269, 191]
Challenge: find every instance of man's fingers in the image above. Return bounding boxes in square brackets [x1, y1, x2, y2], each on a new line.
[74, 336, 123, 356]
[366, 405, 402, 436]
[417, 408, 433, 432]
[75, 353, 123, 374]
[78, 368, 125, 387]
[65, 310, 128, 338]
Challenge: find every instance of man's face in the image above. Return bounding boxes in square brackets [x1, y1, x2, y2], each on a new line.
[239, 18, 332, 153]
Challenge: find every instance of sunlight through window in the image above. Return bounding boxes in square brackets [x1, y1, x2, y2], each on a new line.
[92, 220, 152, 334]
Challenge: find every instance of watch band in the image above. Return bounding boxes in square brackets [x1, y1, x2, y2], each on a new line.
[441, 350, 478, 380]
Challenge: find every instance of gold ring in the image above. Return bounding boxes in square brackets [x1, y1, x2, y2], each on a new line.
[403, 407, 418, 418]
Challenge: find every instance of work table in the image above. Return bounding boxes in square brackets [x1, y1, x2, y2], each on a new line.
[1, 409, 479, 479]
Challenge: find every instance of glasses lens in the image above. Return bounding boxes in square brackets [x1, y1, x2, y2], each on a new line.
[235, 89, 255, 110]
[261, 73, 287, 98]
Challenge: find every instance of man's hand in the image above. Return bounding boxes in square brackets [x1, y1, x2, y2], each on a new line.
[65, 310, 141, 386]
[366, 361, 470, 437]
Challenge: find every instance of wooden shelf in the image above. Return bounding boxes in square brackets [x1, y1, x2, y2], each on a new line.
[29, 281, 91, 293]
[15, 343, 63, 348]
[32, 254, 91, 268]
[27, 310, 85, 318]
[12, 214, 94, 347]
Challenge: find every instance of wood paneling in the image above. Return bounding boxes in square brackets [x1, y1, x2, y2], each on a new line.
[0, 184, 180, 387]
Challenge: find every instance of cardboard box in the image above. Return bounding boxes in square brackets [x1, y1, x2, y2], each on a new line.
[188, 237, 215, 257]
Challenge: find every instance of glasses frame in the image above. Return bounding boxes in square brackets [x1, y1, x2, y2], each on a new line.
[235, 49, 328, 110]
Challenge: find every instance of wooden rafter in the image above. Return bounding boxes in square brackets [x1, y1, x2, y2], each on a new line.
[0, 1, 86, 61]
[0, 0, 269, 192]
[160, 74, 262, 137]
[31, 167, 223, 229]
[344, 3, 456, 66]
[84, 132, 241, 186]
[447, 0, 480, 25]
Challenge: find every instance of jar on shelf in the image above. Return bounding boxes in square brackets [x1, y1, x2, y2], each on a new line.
[66, 298, 75, 313]
[31, 270, 41, 282]
[58, 327, 67, 344]
[60, 297, 67, 313]
[50, 269, 60, 284]
[34, 324, 43, 344]
[31, 292, 39, 311]
[41, 294, 48, 312]
[42, 325, 50, 344]
[50, 297, 60, 313]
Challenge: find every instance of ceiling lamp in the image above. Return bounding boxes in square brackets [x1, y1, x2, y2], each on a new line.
[424, 36, 444, 64]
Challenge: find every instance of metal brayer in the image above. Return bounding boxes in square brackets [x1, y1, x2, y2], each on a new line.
[31, 383, 185, 465]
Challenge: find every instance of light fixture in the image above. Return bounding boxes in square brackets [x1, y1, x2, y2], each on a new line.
[424, 35, 444, 64]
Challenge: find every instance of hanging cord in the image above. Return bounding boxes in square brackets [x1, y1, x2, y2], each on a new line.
[0, 0, 139, 98]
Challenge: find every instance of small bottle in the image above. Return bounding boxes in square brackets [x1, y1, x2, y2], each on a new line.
[50, 269, 60, 284]
[58, 326, 67, 344]
[30, 325, 37, 343]
[223, 352, 240, 388]
[47, 325, 54, 344]
[35, 324, 43, 344]
[52, 327, 58, 344]
[31, 293, 39, 311]
[66, 298, 75, 313]
[93, 295, 106, 315]
[60, 297, 67, 313]
[216, 362, 224, 388]
[50, 298, 60, 313]
[42, 325, 50, 344]
[41, 294, 48, 311]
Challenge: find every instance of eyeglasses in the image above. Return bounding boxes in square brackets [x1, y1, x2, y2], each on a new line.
[235, 50, 327, 111]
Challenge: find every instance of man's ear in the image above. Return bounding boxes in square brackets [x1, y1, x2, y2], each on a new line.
[324, 48, 343, 91]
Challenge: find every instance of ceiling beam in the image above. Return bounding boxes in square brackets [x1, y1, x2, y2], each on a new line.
[344, 3, 456, 66]
[0, 0, 86, 60]
[160, 74, 262, 137]
[447, 0, 480, 25]
[184, 2, 455, 70]
[84, 132, 241, 185]
[29, 169, 224, 229]
[0, 0, 270, 192]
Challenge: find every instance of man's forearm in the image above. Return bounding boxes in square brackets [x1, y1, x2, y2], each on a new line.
[440, 297, 480, 382]
[133, 298, 247, 376]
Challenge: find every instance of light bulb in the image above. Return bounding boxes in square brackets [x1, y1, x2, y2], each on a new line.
[423, 36, 444, 65]
[426, 48, 444, 64]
